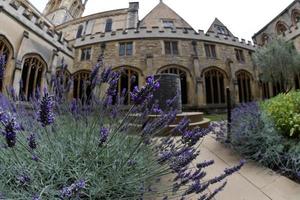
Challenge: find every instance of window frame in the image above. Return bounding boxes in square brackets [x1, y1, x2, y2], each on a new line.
[164, 41, 179, 55]
[162, 19, 174, 28]
[235, 48, 245, 63]
[119, 42, 133, 56]
[204, 44, 217, 59]
[105, 18, 113, 32]
[80, 47, 92, 61]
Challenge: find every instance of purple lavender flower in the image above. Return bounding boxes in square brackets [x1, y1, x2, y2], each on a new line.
[170, 147, 199, 172]
[32, 194, 40, 200]
[130, 76, 160, 105]
[61, 179, 86, 198]
[100, 67, 112, 83]
[17, 174, 31, 186]
[196, 160, 215, 169]
[90, 56, 103, 89]
[182, 128, 211, 146]
[209, 160, 245, 184]
[205, 181, 227, 200]
[99, 127, 109, 146]
[27, 133, 37, 150]
[173, 117, 190, 134]
[37, 93, 55, 127]
[32, 154, 39, 162]
[106, 71, 120, 97]
[1, 112, 20, 148]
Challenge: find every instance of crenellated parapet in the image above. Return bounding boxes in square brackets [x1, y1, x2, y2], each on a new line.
[0, 0, 73, 57]
[74, 26, 257, 51]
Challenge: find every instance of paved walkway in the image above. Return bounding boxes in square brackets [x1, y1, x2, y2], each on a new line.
[199, 136, 300, 200]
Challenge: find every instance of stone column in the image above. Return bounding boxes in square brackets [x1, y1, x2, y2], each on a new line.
[193, 56, 203, 107]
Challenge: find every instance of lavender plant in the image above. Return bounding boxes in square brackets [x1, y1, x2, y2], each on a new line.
[212, 102, 300, 182]
[0, 57, 244, 199]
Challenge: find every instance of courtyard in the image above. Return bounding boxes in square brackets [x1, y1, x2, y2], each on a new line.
[1, 0, 300, 199]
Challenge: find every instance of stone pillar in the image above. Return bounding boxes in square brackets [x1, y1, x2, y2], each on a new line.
[193, 56, 203, 107]
[13, 60, 22, 96]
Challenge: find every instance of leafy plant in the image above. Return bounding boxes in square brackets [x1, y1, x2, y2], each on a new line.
[253, 39, 300, 92]
[262, 91, 300, 137]
[0, 55, 243, 199]
[212, 102, 300, 182]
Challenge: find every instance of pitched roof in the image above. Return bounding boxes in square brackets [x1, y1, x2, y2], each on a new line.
[139, 1, 193, 29]
[207, 18, 235, 37]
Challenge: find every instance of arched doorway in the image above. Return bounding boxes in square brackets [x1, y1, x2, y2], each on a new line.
[203, 68, 226, 105]
[21, 55, 46, 100]
[159, 67, 188, 104]
[116, 67, 139, 105]
[0, 37, 12, 92]
[73, 70, 91, 102]
[236, 70, 252, 103]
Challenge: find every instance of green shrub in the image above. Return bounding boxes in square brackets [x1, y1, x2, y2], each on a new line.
[262, 92, 300, 137]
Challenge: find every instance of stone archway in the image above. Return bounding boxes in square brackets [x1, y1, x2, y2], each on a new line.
[20, 54, 47, 100]
[113, 67, 140, 105]
[236, 70, 253, 103]
[202, 67, 228, 105]
[72, 70, 91, 102]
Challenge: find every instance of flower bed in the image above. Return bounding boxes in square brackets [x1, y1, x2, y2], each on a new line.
[0, 55, 243, 199]
[212, 93, 300, 182]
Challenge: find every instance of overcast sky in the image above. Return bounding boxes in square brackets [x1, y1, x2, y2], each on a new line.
[34, 0, 294, 41]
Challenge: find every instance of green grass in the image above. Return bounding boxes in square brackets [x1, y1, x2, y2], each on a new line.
[204, 113, 227, 122]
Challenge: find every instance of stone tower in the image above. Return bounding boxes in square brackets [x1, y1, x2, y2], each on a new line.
[43, 0, 88, 25]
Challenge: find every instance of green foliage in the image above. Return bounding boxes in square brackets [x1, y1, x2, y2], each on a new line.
[212, 102, 300, 182]
[262, 91, 300, 137]
[253, 39, 300, 91]
[0, 113, 159, 199]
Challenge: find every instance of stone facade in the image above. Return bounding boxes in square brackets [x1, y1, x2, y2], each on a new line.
[0, 0, 284, 110]
[253, 0, 300, 98]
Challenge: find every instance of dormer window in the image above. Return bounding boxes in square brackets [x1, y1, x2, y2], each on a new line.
[163, 20, 174, 28]
[105, 19, 113, 32]
[215, 25, 228, 35]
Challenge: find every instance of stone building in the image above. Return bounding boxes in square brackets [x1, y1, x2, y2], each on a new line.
[0, 0, 260, 110]
[253, 0, 300, 99]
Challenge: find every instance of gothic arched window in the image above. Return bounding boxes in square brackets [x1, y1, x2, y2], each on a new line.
[73, 71, 91, 102]
[236, 70, 252, 103]
[160, 67, 188, 104]
[276, 21, 288, 35]
[21, 55, 46, 100]
[117, 68, 139, 105]
[292, 9, 300, 26]
[261, 33, 269, 45]
[204, 68, 226, 105]
[262, 82, 270, 99]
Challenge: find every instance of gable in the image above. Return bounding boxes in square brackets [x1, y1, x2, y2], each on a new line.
[140, 2, 193, 29]
[207, 18, 235, 37]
